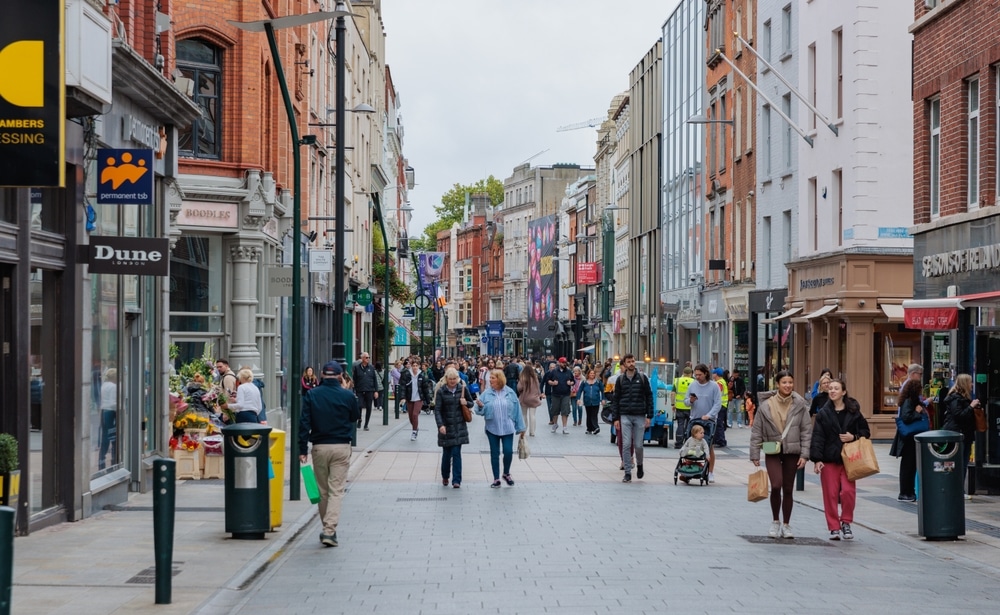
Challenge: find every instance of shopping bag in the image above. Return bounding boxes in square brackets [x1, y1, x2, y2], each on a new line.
[747, 469, 769, 502]
[895, 411, 929, 438]
[841, 437, 880, 481]
[301, 464, 321, 504]
[517, 435, 530, 460]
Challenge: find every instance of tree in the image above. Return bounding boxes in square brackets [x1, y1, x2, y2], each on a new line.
[412, 175, 504, 250]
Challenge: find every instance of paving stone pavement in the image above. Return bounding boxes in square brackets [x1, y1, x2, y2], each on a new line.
[11, 408, 1000, 614]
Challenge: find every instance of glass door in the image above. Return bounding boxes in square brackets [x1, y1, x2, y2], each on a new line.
[975, 330, 1000, 466]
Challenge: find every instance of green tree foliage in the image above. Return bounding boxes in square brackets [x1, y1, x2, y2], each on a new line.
[412, 175, 504, 250]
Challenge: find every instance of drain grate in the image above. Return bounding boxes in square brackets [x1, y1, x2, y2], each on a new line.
[126, 563, 183, 584]
[396, 497, 447, 502]
[740, 534, 832, 546]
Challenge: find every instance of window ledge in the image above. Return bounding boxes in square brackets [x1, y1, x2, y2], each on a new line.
[779, 51, 792, 62]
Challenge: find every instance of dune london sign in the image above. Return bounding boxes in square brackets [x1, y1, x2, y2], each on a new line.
[89, 236, 170, 276]
[0, 0, 65, 187]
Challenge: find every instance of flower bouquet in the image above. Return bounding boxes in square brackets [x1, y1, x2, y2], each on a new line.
[173, 411, 211, 432]
[169, 434, 201, 451]
[201, 386, 233, 424]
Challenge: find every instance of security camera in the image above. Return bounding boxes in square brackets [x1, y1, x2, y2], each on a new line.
[689, 274, 698, 283]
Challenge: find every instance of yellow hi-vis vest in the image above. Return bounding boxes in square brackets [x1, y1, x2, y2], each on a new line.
[717, 378, 729, 406]
[673, 376, 694, 410]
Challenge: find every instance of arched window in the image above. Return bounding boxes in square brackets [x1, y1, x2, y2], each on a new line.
[177, 39, 222, 159]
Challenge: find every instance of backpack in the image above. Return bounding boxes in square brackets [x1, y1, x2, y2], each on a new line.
[252, 378, 267, 422]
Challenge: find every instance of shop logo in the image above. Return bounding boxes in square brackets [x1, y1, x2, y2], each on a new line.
[0, 40, 43, 107]
[89, 236, 170, 277]
[97, 149, 154, 205]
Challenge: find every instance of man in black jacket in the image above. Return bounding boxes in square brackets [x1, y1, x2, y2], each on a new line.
[504, 358, 521, 393]
[299, 361, 360, 547]
[612, 354, 653, 483]
[352, 352, 379, 431]
[544, 357, 575, 434]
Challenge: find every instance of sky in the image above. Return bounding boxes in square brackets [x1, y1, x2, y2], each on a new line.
[381, 0, 681, 236]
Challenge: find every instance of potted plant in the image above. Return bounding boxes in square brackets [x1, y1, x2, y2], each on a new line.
[0, 433, 20, 509]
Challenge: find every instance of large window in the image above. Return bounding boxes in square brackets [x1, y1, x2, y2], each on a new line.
[929, 97, 941, 218]
[968, 77, 980, 209]
[177, 39, 222, 159]
[781, 4, 792, 57]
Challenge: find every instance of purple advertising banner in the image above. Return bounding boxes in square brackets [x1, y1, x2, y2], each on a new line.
[527, 215, 557, 339]
[417, 252, 446, 308]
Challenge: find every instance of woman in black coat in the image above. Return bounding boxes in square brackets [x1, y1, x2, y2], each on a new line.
[890, 378, 927, 501]
[398, 362, 432, 440]
[434, 368, 473, 488]
[942, 373, 980, 497]
[809, 379, 870, 540]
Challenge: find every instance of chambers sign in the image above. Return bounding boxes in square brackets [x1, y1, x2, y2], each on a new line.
[89, 236, 169, 276]
[0, 0, 65, 187]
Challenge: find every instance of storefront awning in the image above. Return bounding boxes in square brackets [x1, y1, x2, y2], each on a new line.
[803, 304, 838, 319]
[902, 298, 962, 330]
[762, 307, 802, 324]
[879, 303, 904, 321]
[957, 290, 1000, 305]
[577, 345, 595, 353]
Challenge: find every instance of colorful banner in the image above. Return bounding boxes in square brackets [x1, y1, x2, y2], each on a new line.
[577, 262, 601, 285]
[0, 0, 65, 186]
[903, 307, 959, 330]
[527, 215, 557, 339]
[417, 252, 447, 312]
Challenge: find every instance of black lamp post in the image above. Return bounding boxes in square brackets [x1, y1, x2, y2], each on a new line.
[230, 8, 347, 501]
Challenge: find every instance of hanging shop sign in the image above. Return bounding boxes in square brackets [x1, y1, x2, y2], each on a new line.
[0, 0, 65, 187]
[267, 266, 307, 297]
[89, 236, 169, 276]
[355, 288, 373, 307]
[903, 307, 958, 331]
[96, 148, 154, 205]
[309, 249, 333, 273]
[576, 262, 601, 285]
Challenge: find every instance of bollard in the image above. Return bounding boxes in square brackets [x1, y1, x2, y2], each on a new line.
[795, 467, 805, 491]
[0, 506, 14, 615]
[153, 459, 176, 605]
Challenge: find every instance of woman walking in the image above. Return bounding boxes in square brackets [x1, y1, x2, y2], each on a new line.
[301, 366, 319, 397]
[809, 379, 870, 540]
[434, 368, 472, 488]
[474, 369, 525, 488]
[571, 366, 584, 426]
[399, 361, 431, 441]
[750, 370, 812, 539]
[516, 363, 544, 437]
[890, 378, 926, 501]
[942, 374, 980, 499]
[577, 368, 604, 435]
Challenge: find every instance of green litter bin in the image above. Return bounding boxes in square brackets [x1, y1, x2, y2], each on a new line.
[915, 429, 965, 540]
[222, 424, 272, 539]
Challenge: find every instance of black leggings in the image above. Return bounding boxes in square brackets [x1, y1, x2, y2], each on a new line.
[765, 453, 800, 524]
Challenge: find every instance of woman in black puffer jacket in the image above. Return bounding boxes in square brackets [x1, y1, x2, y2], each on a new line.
[942, 373, 980, 496]
[809, 379, 870, 540]
[434, 368, 473, 488]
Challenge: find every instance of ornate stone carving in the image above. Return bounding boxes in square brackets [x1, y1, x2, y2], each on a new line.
[230, 245, 261, 263]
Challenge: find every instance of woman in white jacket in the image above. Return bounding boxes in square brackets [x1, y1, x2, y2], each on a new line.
[223, 368, 263, 423]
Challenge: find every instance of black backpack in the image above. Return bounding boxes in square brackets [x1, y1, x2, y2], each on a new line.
[253, 377, 267, 422]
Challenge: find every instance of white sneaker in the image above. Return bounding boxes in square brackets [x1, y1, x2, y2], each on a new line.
[781, 524, 794, 539]
[708, 472, 715, 483]
[551, 423, 559, 433]
[768, 521, 781, 538]
[562, 428, 569, 434]
[410, 431, 417, 441]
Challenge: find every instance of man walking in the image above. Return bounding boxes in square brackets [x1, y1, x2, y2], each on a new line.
[612, 354, 653, 482]
[672, 366, 694, 448]
[685, 364, 722, 483]
[712, 368, 730, 447]
[299, 361, 360, 548]
[729, 368, 747, 427]
[352, 352, 379, 431]
[544, 357, 575, 433]
[504, 357, 521, 393]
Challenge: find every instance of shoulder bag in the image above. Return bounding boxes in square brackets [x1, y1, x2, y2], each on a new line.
[895, 402, 930, 438]
[460, 384, 473, 423]
[761, 413, 795, 455]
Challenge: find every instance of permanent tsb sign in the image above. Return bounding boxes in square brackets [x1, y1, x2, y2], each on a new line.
[0, 0, 65, 187]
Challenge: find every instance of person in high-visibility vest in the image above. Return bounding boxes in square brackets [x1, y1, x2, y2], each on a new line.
[712, 368, 730, 447]
[672, 366, 695, 449]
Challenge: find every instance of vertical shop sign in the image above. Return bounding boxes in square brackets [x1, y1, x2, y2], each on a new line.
[97, 148, 154, 205]
[0, 0, 65, 186]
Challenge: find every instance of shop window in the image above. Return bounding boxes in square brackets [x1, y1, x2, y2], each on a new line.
[177, 39, 223, 159]
[169, 235, 223, 333]
[0, 188, 16, 223]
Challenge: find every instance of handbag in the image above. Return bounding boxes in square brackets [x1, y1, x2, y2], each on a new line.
[517, 434, 530, 460]
[974, 405, 987, 433]
[460, 384, 473, 423]
[747, 469, 769, 502]
[301, 465, 321, 504]
[761, 414, 795, 455]
[841, 437, 880, 481]
[895, 408, 930, 438]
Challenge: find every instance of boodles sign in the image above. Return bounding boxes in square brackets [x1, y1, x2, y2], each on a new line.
[89, 236, 170, 276]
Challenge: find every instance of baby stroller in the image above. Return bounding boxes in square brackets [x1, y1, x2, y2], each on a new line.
[673, 417, 715, 485]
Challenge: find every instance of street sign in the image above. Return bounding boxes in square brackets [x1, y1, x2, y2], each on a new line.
[309, 249, 332, 272]
[402, 305, 416, 319]
[480, 336, 488, 344]
[267, 266, 307, 297]
[356, 288, 373, 307]
[415, 294, 431, 309]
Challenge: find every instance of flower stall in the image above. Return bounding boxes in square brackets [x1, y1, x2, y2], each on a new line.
[169, 343, 230, 479]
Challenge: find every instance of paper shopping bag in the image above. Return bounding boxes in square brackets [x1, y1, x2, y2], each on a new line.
[841, 437, 880, 481]
[517, 436, 530, 460]
[747, 469, 769, 502]
[301, 465, 321, 504]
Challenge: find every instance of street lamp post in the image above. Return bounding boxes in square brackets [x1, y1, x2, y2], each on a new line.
[230, 8, 347, 501]
[372, 202, 391, 425]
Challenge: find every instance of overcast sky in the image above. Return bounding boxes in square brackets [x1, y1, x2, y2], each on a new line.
[381, 0, 680, 236]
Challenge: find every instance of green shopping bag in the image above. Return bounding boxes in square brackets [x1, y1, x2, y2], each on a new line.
[301, 465, 321, 504]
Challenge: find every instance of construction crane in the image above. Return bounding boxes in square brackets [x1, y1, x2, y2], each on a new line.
[556, 117, 603, 132]
[520, 148, 549, 164]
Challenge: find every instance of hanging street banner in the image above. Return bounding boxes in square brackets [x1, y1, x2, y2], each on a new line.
[0, 0, 65, 187]
[527, 215, 557, 339]
[97, 148, 154, 204]
[267, 266, 307, 297]
[89, 236, 169, 276]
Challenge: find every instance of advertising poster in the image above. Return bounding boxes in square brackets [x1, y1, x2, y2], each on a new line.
[527, 215, 557, 339]
[417, 252, 447, 311]
[0, 0, 65, 186]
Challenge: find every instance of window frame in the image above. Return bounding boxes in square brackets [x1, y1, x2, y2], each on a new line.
[967, 77, 980, 210]
[929, 97, 941, 218]
[177, 39, 223, 160]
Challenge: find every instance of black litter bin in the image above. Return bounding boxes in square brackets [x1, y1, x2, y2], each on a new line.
[222, 424, 273, 539]
[915, 429, 965, 540]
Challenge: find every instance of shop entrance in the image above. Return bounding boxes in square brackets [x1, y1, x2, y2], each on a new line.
[0, 265, 12, 435]
[975, 330, 1000, 466]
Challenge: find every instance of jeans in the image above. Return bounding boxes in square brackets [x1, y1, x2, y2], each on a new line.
[98, 408, 117, 470]
[619, 414, 647, 474]
[714, 406, 728, 446]
[441, 445, 462, 485]
[357, 390, 375, 428]
[522, 405, 537, 436]
[572, 400, 583, 424]
[674, 411, 690, 447]
[485, 430, 514, 480]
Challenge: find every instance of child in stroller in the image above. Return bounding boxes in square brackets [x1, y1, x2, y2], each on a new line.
[673, 420, 713, 485]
